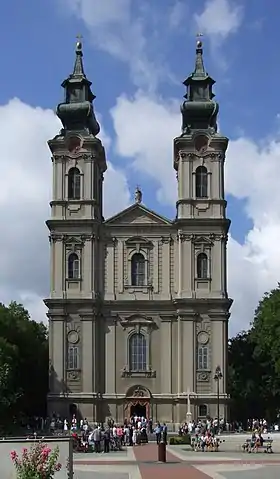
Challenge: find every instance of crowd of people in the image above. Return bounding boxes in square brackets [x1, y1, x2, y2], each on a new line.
[62, 414, 168, 453]
[247, 418, 268, 433]
[179, 418, 224, 436]
[179, 417, 271, 435]
[178, 419, 222, 452]
[19, 413, 279, 456]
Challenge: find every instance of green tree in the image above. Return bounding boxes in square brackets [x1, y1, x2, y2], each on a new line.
[0, 338, 20, 411]
[249, 285, 280, 419]
[228, 331, 267, 422]
[0, 301, 49, 425]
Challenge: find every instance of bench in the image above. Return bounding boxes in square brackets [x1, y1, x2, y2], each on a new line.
[242, 438, 273, 453]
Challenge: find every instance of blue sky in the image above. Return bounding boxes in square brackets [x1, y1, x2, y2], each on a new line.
[1, 0, 280, 333]
[1, 0, 276, 242]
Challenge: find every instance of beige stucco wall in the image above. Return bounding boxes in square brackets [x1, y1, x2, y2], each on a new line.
[46, 130, 232, 424]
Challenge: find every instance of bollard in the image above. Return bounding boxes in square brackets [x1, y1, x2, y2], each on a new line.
[158, 441, 167, 463]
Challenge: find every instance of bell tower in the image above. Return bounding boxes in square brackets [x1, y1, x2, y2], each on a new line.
[45, 40, 107, 418]
[174, 38, 230, 299]
[173, 38, 232, 420]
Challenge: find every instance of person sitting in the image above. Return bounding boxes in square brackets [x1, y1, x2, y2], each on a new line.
[200, 434, 206, 452]
[253, 432, 264, 452]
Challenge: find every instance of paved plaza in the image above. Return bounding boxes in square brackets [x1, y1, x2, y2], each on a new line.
[73, 435, 280, 479]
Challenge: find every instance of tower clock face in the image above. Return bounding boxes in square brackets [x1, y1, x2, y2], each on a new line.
[194, 135, 209, 153]
[66, 135, 82, 153]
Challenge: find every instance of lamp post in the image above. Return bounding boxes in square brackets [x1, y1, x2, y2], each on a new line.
[214, 366, 223, 434]
[96, 392, 103, 424]
[186, 388, 192, 422]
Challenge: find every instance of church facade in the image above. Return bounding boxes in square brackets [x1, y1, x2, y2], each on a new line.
[45, 39, 232, 425]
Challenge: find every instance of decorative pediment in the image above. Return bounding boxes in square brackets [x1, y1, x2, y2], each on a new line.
[105, 203, 172, 226]
[126, 385, 151, 398]
[118, 314, 155, 329]
[125, 236, 153, 248]
[64, 236, 84, 245]
[192, 235, 214, 246]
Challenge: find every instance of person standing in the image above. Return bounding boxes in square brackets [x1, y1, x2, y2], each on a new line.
[93, 425, 101, 453]
[103, 427, 110, 453]
[154, 423, 162, 445]
[162, 423, 167, 444]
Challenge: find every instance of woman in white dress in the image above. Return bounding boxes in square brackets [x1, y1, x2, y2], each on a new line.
[132, 427, 137, 445]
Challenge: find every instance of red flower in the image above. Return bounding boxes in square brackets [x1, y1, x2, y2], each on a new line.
[10, 451, 18, 461]
[55, 462, 62, 471]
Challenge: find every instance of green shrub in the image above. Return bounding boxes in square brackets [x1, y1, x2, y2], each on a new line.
[169, 434, 191, 445]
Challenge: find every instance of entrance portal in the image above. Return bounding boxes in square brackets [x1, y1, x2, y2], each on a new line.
[125, 385, 151, 420]
[69, 403, 77, 417]
[130, 403, 147, 418]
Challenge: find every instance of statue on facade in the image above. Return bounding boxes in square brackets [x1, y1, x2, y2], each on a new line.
[134, 186, 142, 204]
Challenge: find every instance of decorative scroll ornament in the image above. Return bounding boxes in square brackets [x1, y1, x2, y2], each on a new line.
[197, 372, 210, 382]
[67, 370, 80, 381]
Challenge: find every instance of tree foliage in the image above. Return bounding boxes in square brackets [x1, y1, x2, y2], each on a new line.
[0, 301, 48, 425]
[229, 285, 280, 422]
[228, 331, 269, 421]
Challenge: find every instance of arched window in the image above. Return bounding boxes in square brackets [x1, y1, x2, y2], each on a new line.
[195, 166, 208, 198]
[197, 346, 208, 370]
[68, 346, 79, 369]
[199, 404, 208, 417]
[197, 252, 208, 279]
[129, 333, 147, 371]
[68, 167, 81, 200]
[131, 253, 145, 286]
[68, 253, 80, 279]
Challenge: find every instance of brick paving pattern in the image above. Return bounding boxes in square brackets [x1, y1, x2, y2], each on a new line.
[133, 444, 212, 478]
[73, 444, 280, 479]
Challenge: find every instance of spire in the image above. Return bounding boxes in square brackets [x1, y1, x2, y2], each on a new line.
[72, 37, 85, 77]
[56, 37, 100, 136]
[180, 35, 219, 135]
[193, 37, 206, 78]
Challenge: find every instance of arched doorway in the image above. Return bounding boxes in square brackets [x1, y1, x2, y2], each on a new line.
[69, 403, 77, 418]
[124, 385, 151, 419]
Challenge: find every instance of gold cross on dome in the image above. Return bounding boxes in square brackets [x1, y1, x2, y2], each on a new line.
[76, 34, 83, 41]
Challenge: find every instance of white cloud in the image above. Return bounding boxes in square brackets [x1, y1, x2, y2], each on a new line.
[60, 0, 160, 90]
[111, 91, 280, 335]
[104, 162, 130, 217]
[2, 94, 280, 336]
[194, 0, 243, 69]
[194, 0, 243, 38]
[169, 1, 188, 29]
[111, 93, 178, 205]
[0, 98, 130, 323]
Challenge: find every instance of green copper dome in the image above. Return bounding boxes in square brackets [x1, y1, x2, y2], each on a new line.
[181, 40, 219, 135]
[57, 40, 100, 136]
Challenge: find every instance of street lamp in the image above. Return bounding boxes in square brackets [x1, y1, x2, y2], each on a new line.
[96, 392, 103, 425]
[214, 366, 223, 434]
